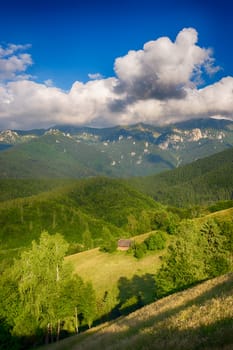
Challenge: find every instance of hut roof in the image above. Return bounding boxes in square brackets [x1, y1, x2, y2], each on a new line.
[118, 239, 132, 247]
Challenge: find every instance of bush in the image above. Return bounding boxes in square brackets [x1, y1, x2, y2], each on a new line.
[152, 210, 179, 234]
[144, 232, 166, 251]
[100, 239, 117, 253]
[133, 242, 147, 259]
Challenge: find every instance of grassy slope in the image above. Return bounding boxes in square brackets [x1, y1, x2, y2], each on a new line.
[66, 232, 167, 313]
[36, 207, 233, 350]
[198, 207, 233, 224]
[64, 207, 233, 323]
[129, 147, 233, 207]
[40, 273, 233, 350]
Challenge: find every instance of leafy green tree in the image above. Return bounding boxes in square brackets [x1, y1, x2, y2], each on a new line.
[155, 219, 232, 298]
[200, 219, 231, 277]
[57, 274, 84, 335]
[82, 228, 93, 250]
[0, 231, 97, 347]
[12, 232, 70, 339]
[99, 227, 117, 253]
[127, 214, 138, 234]
[80, 282, 97, 328]
[144, 231, 166, 251]
[219, 221, 233, 263]
[133, 242, 147, 259]
[155, 221, 205, 297]
[152, 209, 179, 234]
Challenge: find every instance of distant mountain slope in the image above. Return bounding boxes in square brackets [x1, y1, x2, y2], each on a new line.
[129, 147, 233, 207]
[0, 133, 115, 178]
[41, 273, 233, 350]
[0, 118, 232, 178]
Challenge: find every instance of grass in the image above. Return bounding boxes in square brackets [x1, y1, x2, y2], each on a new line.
[66, 232, 167, 315]
[39, 272, 233, 350]
[197, 207, 233, 224]
[206, 207, 233, 221]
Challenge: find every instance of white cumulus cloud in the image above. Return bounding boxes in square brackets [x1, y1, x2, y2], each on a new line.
[0, 28, 232, 130]
[0, 43, 33, 82]
[88, 72, 104, 80]
[113, 28, 217, 103]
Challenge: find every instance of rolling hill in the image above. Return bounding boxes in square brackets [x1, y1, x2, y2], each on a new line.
[0, 177, 160, 268]
[129, 147, 233, 207]
[0, 133, 115, 178]
[0, 119, 233, 350]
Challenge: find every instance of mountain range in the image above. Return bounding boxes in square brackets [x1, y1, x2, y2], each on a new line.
[0, 118, 233, 178]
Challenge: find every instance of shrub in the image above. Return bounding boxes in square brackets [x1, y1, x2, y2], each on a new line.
[133, 242, 147, 259]
[144, 232, 166, 251]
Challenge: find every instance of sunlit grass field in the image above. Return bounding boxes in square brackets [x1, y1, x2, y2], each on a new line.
[66, 231, 167, 312]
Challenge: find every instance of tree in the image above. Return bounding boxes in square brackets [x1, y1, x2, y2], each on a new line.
[200, 219, 231, 277]
[0, 231, 93, 347]
[99, 227, 117, 253]
[152, 209, 179, 234]
[155, 219, 232, 298]
[12, 232, 70, 340]
[155, 220, 205, 297]
[127, 214, 138, 234]
[79, 282, 96, 329]
[144, 231, 166, 251]
[133, 242, 147, 259]
[82, 227, 93, 250]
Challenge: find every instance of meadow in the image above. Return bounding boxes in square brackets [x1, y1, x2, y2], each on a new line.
[66, 231, 168, 321]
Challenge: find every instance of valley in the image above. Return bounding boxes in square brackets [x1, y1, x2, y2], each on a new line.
[0, 120, 232, 350]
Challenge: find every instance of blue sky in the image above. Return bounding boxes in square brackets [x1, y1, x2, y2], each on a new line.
[0, 0, 232, 129]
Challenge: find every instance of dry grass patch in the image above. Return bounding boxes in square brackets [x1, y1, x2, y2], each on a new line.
[198, 207, 233, 223]
[39, 273, 233, 350]
[67, 273, 233, 350]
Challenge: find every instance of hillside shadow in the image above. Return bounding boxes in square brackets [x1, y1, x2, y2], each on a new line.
[115, 273, 233, 335]
[116, 273, 155, 315]
[74, 274, 233, 350]
[93, 273, 156, 325]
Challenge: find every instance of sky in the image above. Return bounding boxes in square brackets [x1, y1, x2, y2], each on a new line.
[0, 0, 233, 130]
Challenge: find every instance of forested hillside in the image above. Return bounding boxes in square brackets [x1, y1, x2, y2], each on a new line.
[0, 177, 161, 268]
[0, 134, 114, 178]
[1, 207, 232, 350]
[0, 141, 232, 350]
[129, 147, 233, 206]
[0, 179, 72, 202]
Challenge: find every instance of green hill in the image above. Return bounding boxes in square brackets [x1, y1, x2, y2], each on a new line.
[39, 273, 233, 350]
[66, 206, 233, 324]
[0, 178, 73, 202]
[0, 177, 160, 267]
[129, 147, 233, 207]
[0, 134, 114, 178]
[1, 205, 232, 349]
